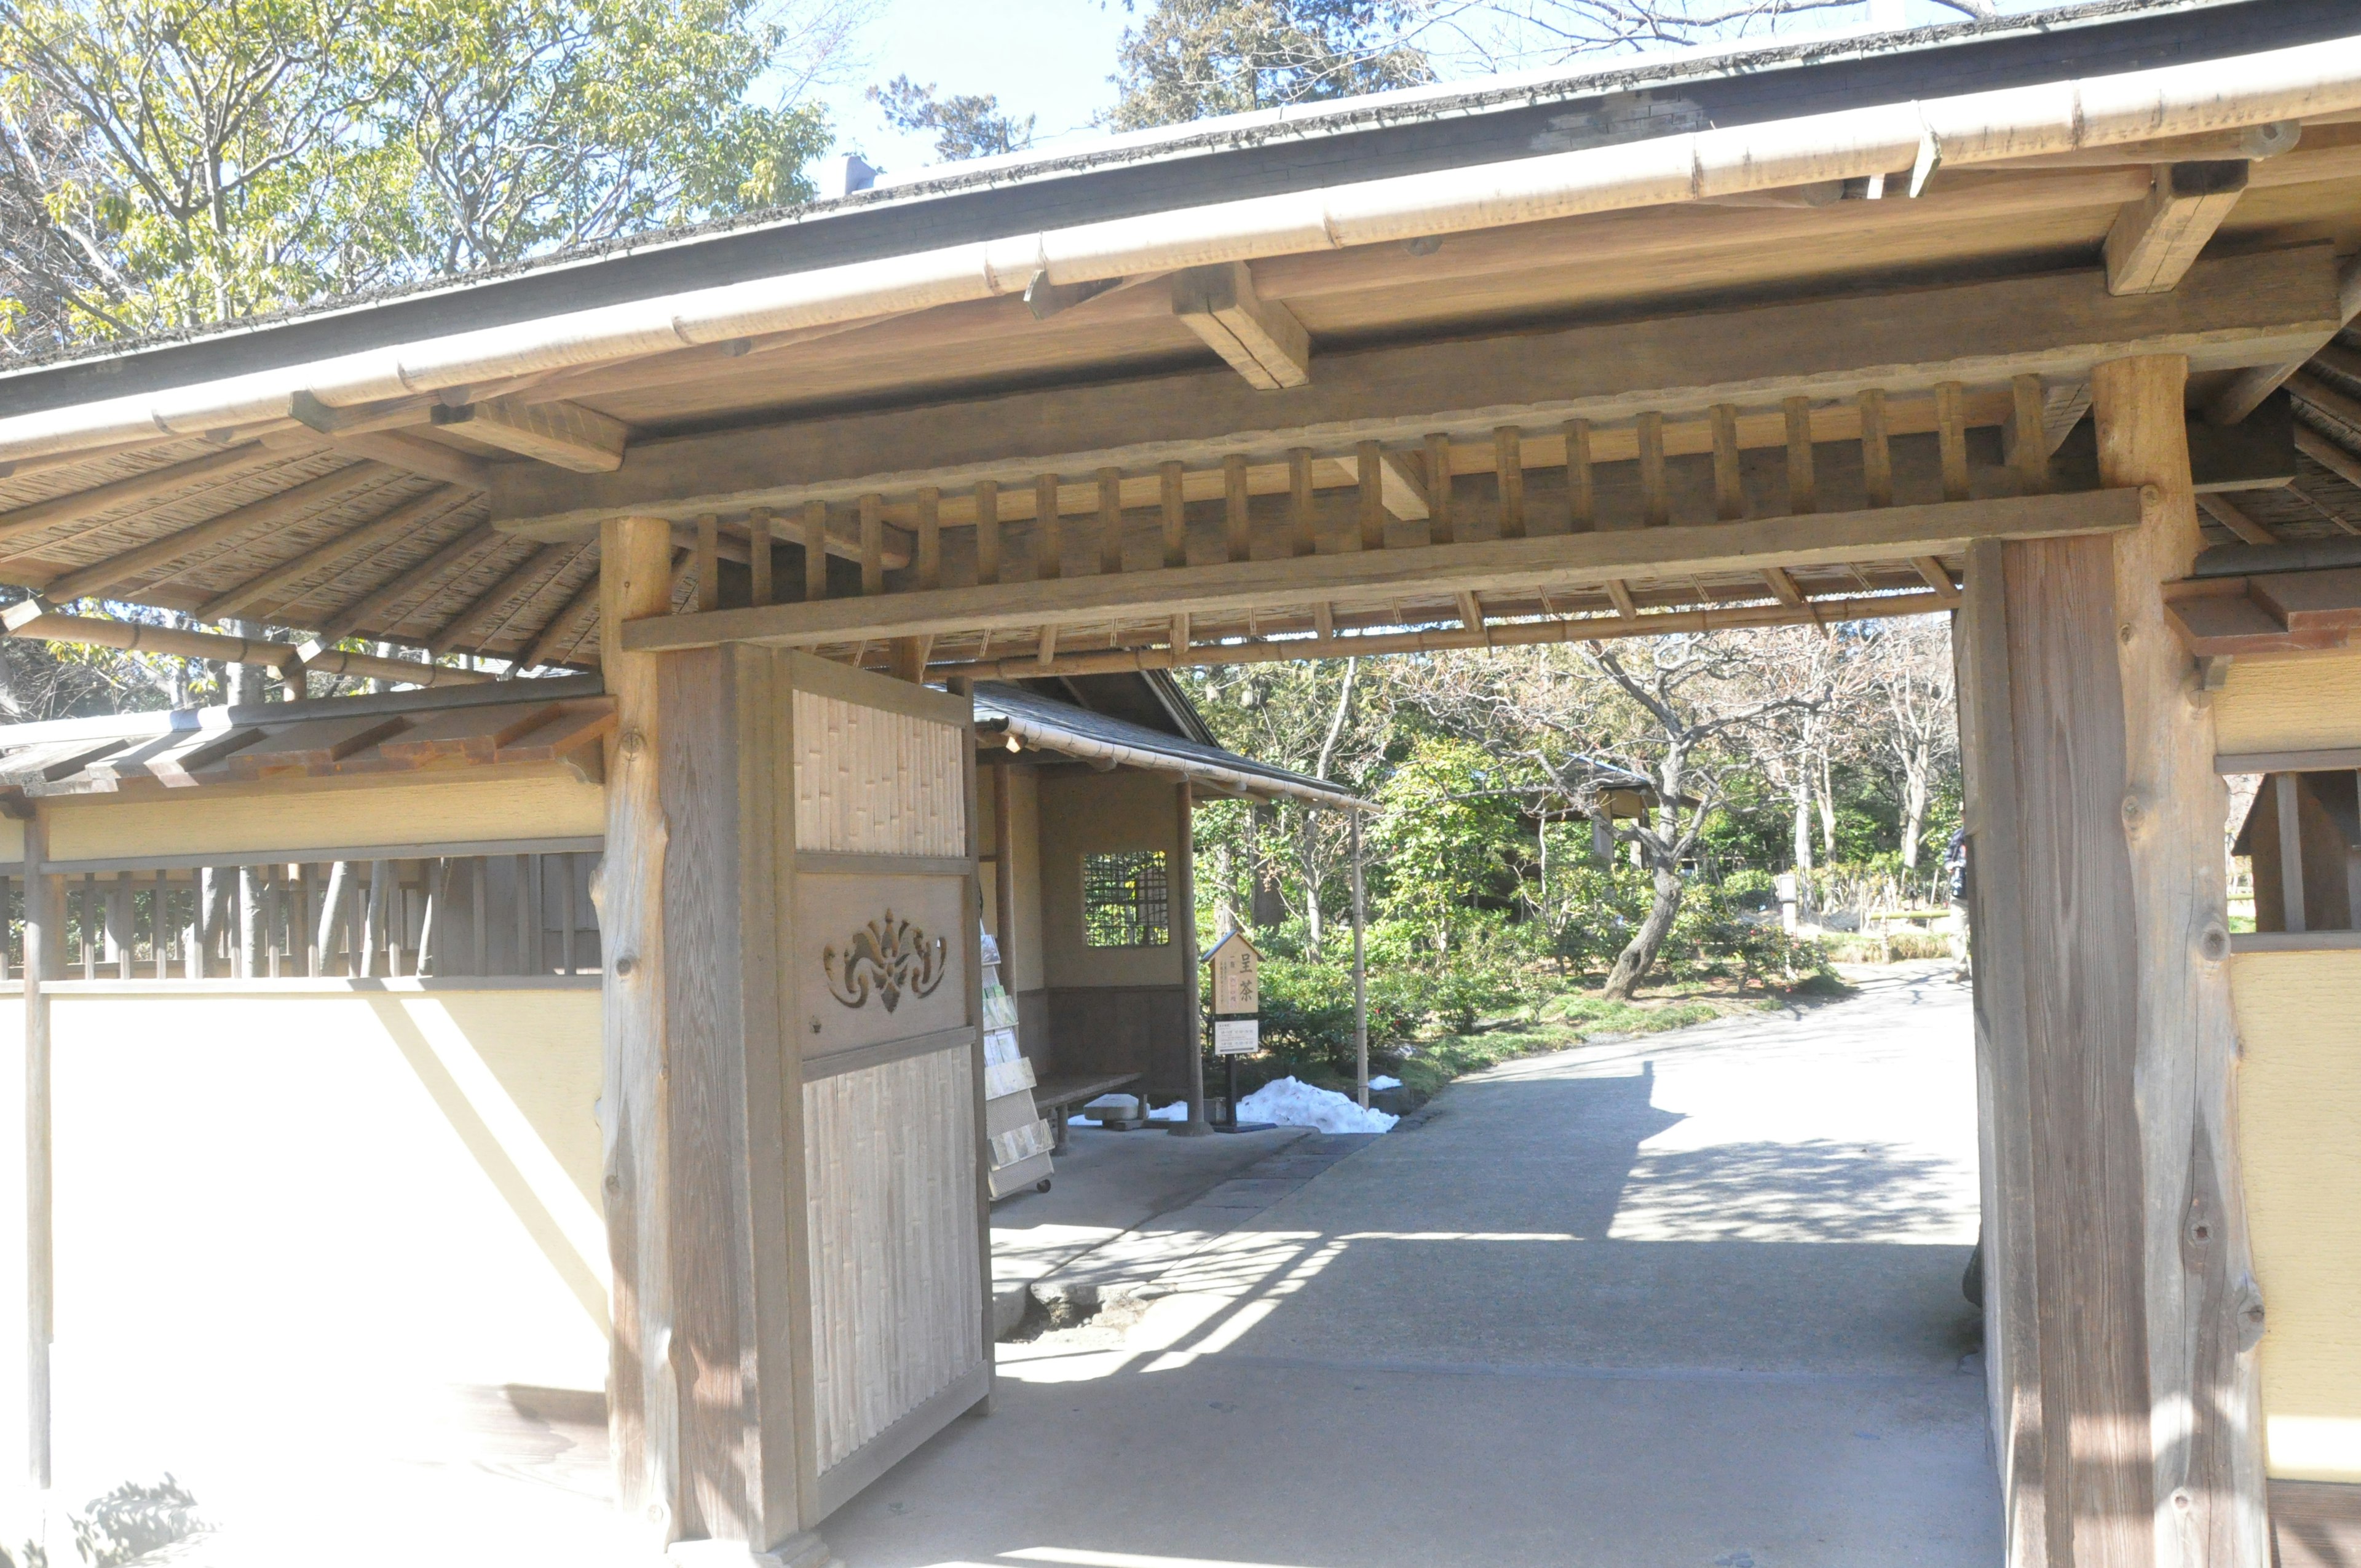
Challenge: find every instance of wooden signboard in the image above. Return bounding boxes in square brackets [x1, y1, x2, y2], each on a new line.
[1208, 929, 1260, 1016]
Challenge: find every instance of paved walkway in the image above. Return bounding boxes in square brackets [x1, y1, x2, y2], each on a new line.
[826, 964, 1999, 1568]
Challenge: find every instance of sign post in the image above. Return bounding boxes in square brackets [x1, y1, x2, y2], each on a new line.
[1205, 930, 1271, 1133]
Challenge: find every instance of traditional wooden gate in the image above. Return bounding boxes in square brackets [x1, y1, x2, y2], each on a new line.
[786, 655, 989, 1519]
[599, 526, 990, 1562]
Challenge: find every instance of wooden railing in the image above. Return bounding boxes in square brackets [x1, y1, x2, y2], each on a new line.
[0, 852, 603, 980]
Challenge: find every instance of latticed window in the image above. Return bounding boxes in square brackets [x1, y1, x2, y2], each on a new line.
[1082, 851, 1169, 947]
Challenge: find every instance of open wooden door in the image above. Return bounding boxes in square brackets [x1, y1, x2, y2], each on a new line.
[780, 653, 991, 1521]
[603, 517, 992, 1560]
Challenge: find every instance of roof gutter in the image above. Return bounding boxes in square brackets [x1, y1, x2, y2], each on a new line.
[9, 31, 2361, 464]
[980, 714, 1368, 810]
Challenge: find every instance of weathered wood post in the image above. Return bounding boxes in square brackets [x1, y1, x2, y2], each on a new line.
[2094, 355, 2267, 1568]
[1173, 780, 1210, 1135]
[599, 517, 825, 1566]
[1959, 354, 2265, 1568]
[598, 515, 679, 1546]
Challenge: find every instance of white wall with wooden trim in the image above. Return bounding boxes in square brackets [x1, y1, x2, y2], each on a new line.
[41, 984, 607, 1547]
[42, 769, 605, 866]
[2234, 948, 2361, 1484]
[2217, 647, 2361, 759]
[1037, 768, 1187, 990]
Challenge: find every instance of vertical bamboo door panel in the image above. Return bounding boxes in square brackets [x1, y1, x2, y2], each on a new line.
[783, 654, 989, 1520]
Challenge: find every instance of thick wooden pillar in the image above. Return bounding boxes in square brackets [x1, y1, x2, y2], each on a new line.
[1961, 354, 2264, 1568]
[2094, 356, 2268, 1568]
[599, 516, 678, 1545]
[599, 519, 824, 1564]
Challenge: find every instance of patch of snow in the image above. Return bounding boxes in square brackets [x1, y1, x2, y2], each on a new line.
[1145, 1101, 1190, 1122]
[1237, 1077, 1398, 1134]
[1366, 1075, 1402, 1091]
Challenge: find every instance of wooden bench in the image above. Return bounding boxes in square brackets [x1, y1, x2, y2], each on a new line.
[1029, 1072, 1147, 1152]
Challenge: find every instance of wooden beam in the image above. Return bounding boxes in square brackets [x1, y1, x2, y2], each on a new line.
[1762, 566, 1806, 608]
[432, 396, 629, 473]
[2104, 160, 2249, 296]
[0, 443, 275, 550]
[2294, 424, 2361, 493]
[1859, 390, 1894, 509]
[194, 485, 468, 621]
[289, 388, 442, 437]
[491, 248, 2340, 538]
[2206, 253, 2361, 426]
[622, 487, 2151, 654]
[1170, 262, 1310, 391]
[2196, 493, 2279, 544]
[0, 604, 492, 685]
[939, 587, 1955, 679]
[1376, 449, 1430, 522]
[27, 462, 389, 603]
[309, 429, 497, 491]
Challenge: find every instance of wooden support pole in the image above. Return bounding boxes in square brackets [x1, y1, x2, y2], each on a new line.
[748, 508, 774, 608]
[1494, 427, 1525, 539]
[859, 494, 885, 596]
[1637, 413, 1669, 528]
[1222, 456, 1250, 564]
[1351, 812, 1367, 1112]
[1160, 462, 1187, 568]
[1424, 434, 1453, 545]
[2011, 374, 2052, 494]
[695, 515, 722, 613]
[1565, 420, 1594, 533]
[597, 515, 681, 1546]
[975, 481, 1002, 587]
[1784, 396, 1816, 515]
[803, 500, 829, 603]
[916, 488, 942, 590]
[1097, 468, 1125, 575]
[1710, 405, 1743, 521]
[1171, 779, 1209, 1137]
[1960, 353, 2265, 1568]
[1859, 389, 1894, 509]
[11, 809, 57, 1492]
[1355, 442, 1385, 552]
[1035, 475, 1063, 581]
[2089, 352, 2267, 1568]
[1289, 448, 1316, 559]
[1938, 382, 1971, 502]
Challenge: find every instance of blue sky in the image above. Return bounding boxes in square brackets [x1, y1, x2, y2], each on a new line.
[808, 0, 2058, 181]
[812, 0, 1134, 176]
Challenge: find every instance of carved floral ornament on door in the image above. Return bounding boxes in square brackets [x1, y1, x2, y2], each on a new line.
[823, 911, 947, 1012]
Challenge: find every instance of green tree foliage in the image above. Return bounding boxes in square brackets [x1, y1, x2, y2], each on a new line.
[1107, 0, 1433, 131]
[0, 0, 856, 359]
[1369, 735, 1522, 952]
[868, 74, 1034, 161]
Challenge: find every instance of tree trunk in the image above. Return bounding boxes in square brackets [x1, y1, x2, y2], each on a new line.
[224, 621, 266, 706]
[1815, 745, 1837, 857]
[1900, 753, 1931, 870]
[1603, 860, 1683, 1000]
[1792, 777, 1814, 875]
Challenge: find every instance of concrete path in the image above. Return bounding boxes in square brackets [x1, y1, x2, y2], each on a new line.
[826, 964, 1998, 1568]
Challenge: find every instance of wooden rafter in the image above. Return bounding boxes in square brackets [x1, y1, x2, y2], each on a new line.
[302, 523, 504, 649]
[2105, 160, 2250, 296]
[427, 541, 580, 656]
[196, 485, 470, 622]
